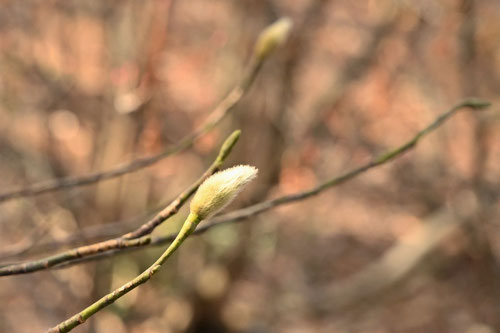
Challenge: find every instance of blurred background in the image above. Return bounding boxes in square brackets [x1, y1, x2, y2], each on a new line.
[1, 0, 500, 332]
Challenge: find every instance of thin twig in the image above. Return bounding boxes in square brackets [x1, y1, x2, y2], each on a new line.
[47, 98, 492, 268]
[47, 213, 202, 333]
[0, 219, 132, 260]
[0, 130, 241, 276]
[0, 55, 262, 204]
[157, 99, 492, 237]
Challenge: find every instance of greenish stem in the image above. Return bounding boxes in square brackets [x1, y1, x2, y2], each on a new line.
[122, 129, 240, 239]
[47, 212, 201, 333]
[150, 98, 492, 241]
[0, 130, 240, 277]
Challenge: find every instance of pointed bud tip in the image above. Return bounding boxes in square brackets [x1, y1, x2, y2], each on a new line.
[462, 98, 491, 110]
[254, 17, 293, 61]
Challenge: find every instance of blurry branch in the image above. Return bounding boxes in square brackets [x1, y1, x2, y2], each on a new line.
[0, 130, 241, 276]
[0, 197, 173, 260]
[459, 1, 500, 315]
[0, 213, 139, 260]
[0, 227, 50, 260]
[0, 81, 245, 202]
[0, 17, 288, 204]
[48, 98, 492, 269]
[314, 196, 474, 313]
[307, 8, 400, 137]
[156, 99, 492, 236]
[0, 222, 51, 260]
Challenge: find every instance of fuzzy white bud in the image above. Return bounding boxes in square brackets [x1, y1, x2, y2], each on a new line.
[190, 165, 258, 220]
[254, 17, 293, 61]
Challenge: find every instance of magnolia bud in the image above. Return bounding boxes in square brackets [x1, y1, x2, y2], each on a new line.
[190, 165, 258, 220]
[254, 17, 293, 61]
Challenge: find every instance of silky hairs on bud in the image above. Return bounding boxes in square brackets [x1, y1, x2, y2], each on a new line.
[190, 165, 258, 220]
[254, 17, 293, 61]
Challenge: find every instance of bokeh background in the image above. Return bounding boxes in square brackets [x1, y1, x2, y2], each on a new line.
[1, 0, 500, 332]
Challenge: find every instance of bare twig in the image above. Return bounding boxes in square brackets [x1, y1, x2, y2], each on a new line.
[0, 49, 263, 204]
[46, 98, 492, 269]
[0, 130, 241, 276]
[159, 99, 491, 238]
[306, 8, 400, 138]
[0, 219, 132, 260]
[47, 213, 202, 333]
[0, 202, 165, 260]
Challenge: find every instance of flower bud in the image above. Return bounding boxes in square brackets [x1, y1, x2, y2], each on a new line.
[190, 165, 258, 220]
[254, 17, 293, 61]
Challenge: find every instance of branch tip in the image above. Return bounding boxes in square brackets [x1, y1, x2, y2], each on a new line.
[217, 130, 241, 162]
[461, 98, 491, 110]
[254, 17, 293, 61]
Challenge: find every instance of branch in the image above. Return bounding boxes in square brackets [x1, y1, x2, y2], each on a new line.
[47, 212, 202, 333]
[46, 165, 258, 333]
[46, 98, 492, 268]
[0, 41, 263, 204]
[0, 130, 241, 276]
[157, 99, 492, 236]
